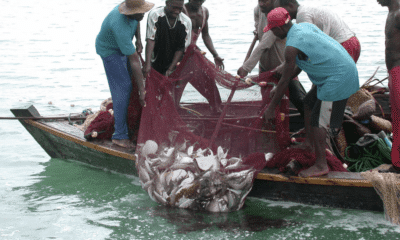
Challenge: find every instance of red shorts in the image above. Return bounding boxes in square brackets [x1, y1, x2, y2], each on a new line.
[389, 66, 400, 169]
[341, 36, 361, 63]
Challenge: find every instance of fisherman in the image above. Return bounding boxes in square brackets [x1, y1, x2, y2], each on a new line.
[143, 0, 192, 77]
[274, 0, 361, 63]
[177, 0, 223, 114]
[263, 8, 359, 177]
[183, 0, 224, 69]
[376, 0, 400, 172]
[95, 0, 153, 148]
[237, 0, 306, 117]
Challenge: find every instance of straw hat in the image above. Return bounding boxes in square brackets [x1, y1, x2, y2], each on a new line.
[119, 0, 155, 15]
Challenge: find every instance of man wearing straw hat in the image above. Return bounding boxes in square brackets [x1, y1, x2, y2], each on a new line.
[376, 0, 400, 172]
[263, 8, 359, 177]
[96, 0, 154, 148]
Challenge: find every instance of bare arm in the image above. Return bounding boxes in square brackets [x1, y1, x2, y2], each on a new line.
[264, 46, 300, 120]
[238, 30, 277, 77]
[165, 50, 184, 76]
[143, 39, 155, 78]
[201, 8, 224, 70]
[135, 23, 143, 54]
[128, 51, 146, 106]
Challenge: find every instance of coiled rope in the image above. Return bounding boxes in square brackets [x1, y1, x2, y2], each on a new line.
[345, 138, 392, 172]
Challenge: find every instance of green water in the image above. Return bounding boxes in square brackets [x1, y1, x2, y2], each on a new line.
[3, 156, 400, 239]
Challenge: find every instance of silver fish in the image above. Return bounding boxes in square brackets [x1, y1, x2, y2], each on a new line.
[178, 197, 195, 209]
[218, 198, 229, 212]
[227, 177, 248, 190]
[179, 139, 189, 152]
[220, 158, 228, 167]
[142, 179, 153, 191]
[217, 146, 227, 160]
[205, 198, 220, 212]
[265, 153, 274, 162]
[237, 187, 253, 210]
[179, 156, 194, 164]
[226, 190, 238, 209]
[187, 145, 194, 156]
[144, 159, 154, 176]
[169, 169, 187, 184]
[153, 190, 167, 205]
[195, 148, 207, 157]
[147, 184, 156, 202]
[139, 166, 151, 183]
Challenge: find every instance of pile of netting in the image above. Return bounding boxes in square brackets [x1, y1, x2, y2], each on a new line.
[134, 44, 290, 212]
[361, 165, 400, 225]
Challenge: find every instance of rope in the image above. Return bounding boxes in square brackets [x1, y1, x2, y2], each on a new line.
[68, 109, 93, 125]
[345, 138, 392, 172]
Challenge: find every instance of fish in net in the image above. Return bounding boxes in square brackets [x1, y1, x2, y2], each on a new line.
[133, 44, 290, 212]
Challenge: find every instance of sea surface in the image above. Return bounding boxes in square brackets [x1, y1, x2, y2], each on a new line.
[1, 0, 399, 239]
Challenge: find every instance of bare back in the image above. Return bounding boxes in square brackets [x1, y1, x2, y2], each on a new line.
[385, 8, 400, 70]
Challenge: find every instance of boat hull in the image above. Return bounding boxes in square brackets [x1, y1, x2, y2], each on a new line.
[11, 105, 384, 212]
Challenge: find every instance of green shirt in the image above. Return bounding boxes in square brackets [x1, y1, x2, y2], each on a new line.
[96, 5, 138, 58]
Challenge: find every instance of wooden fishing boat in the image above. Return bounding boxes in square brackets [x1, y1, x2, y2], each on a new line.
[11, 93, 390, 212]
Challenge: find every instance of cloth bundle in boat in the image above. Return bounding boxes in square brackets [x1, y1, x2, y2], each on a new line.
[133, 45, 290, 212]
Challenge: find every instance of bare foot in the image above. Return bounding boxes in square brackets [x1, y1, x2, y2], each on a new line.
[112, 139, 135, 148]
[298, 164, 329, 178]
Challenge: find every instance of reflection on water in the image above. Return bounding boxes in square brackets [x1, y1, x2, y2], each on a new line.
[2, 157, 400, 239]
[150, 206, 297, 234]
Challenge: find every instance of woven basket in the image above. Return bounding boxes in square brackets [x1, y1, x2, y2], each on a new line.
[347, 89, 376, 119]
[369, 115, 392, 133]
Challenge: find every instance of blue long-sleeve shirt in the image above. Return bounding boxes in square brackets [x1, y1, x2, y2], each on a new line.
[96, 5, 138, 58]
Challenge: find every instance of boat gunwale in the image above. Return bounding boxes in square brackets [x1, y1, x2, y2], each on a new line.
[24, 118, 375, 188]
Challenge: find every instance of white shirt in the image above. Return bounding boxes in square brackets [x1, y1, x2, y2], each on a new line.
[296, 5, 355, 43]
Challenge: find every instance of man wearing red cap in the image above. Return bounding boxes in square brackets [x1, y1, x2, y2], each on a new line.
[376, 0, 400, 172]
[263, 8, 359, 177]
[274, 0, 361, 63]
[237, 0, 306, 117]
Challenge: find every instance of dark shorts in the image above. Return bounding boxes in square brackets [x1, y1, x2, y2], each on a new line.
[304, 86, 348, 137]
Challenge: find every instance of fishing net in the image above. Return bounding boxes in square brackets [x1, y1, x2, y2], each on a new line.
[361, 166, 400, 225]
[134, 44, 290, 212]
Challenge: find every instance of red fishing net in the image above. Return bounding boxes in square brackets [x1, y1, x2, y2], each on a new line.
[131, 43, 291, 212]
[135, 44, 291, 156]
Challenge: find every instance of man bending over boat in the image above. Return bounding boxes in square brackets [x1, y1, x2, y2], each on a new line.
[274, 0, 361, 63]
[263, 8, 360, 177]
[376, 0, 400, 172]
[237, 0, 306, 117]
[95, 0, 153, 148]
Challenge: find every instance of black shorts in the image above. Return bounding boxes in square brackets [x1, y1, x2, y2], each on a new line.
[304, 86, 348, 136]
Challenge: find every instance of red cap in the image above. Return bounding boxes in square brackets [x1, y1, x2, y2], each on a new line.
[263, 7, 291, 33]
